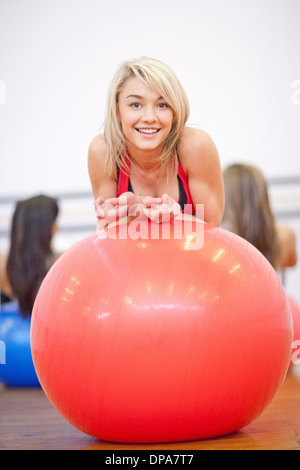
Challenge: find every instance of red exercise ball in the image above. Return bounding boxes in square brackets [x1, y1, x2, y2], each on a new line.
[31, 218, 293, 443]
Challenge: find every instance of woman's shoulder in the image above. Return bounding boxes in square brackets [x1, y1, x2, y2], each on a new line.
[88, 134, 107, 159]
[88, 134, 117, 199]
[88, 134, 108, 177]
[179, 127, 215, 150]
[178, 127, 220, 171]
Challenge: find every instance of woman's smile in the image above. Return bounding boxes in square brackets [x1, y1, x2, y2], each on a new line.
[135, 127, 161, 136]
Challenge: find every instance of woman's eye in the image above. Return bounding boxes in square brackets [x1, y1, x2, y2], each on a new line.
[158, 103, 169, 109]
[130, 102, 142, 109]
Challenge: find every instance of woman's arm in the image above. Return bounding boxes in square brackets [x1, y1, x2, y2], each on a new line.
[88, 134, 117, 201]
[276, 224, 298, 269]
[88, 135, 162, 225]
[0, 252, 13, 299]
[178, 128, 225, 226]
[88, 135, 124, 227]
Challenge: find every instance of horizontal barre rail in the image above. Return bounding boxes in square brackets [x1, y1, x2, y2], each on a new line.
[0, 177, 300, 240]
[0, 191, 93, 205]
[0, 175, 300, 205]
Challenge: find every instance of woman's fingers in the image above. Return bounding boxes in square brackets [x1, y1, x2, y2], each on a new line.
[95, 193, 180, 224]
[143, 196, 162, 207]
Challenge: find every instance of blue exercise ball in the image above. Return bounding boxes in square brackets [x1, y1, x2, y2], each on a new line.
[0, 301, 40, 387]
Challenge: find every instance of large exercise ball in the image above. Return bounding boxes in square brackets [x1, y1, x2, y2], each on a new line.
[31, 219, 292, 443]
[0, 301, 40, 387]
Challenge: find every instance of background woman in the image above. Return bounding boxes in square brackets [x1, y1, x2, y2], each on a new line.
[222, 163, 297, 275]
[0, 195, 59, 317]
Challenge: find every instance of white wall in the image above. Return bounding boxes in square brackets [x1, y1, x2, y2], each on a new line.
[1, 0, 300, 299]
[1, 0, 300, 196]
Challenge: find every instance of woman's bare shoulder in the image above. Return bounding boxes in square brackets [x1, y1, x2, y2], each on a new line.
[178, 127, 220, 171]
[179, 127, 217, 152]
[88, 134, 107, 161]
[88, 134, 117, 200]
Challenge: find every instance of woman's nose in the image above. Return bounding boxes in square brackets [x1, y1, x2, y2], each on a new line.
[142, 105, 157, 122]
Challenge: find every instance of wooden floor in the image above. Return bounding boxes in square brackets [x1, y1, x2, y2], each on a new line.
[1, 366, 300, 450]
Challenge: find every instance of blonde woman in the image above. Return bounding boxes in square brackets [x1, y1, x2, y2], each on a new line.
[222, 163, 297, 274]
[88, 57, 224, 227]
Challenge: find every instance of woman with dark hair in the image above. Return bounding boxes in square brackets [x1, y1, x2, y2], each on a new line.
[222, 163, 297, 274]
[0, 195, 59, 317]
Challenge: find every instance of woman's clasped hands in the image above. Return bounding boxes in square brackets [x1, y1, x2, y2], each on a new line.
[94, 192, 181, 228]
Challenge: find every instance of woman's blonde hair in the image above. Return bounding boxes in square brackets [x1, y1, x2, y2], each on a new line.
[222, 163, 279, 269]
[103, 57, 190, 179]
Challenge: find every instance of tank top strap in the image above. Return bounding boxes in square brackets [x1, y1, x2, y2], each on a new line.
[117, 153, 131, 197]
[177, 160, 194, 214]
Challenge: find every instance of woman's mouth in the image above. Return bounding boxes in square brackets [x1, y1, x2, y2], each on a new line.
[135, 128, 161, 135]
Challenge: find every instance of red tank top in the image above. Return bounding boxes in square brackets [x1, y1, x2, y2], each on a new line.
[117, 155, 194, 214]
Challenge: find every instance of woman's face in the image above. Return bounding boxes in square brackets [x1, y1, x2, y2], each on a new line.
[117, 76, 174, 155]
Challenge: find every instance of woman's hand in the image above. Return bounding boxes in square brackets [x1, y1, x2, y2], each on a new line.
[143, 193, 181, 223]
[94, 192, 180, 227]
[94, 192, 163, 225]
[94, 195, 129, 222]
